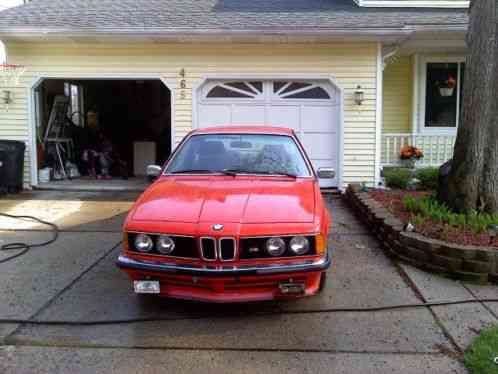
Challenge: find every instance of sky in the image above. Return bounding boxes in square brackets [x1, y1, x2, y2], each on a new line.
[0, 0, 24, 62]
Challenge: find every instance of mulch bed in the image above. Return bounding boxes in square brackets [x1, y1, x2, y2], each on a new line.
[369, 189, 498, 248]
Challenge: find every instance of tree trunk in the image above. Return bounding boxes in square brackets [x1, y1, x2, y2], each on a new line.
[441, 0, 498, 213]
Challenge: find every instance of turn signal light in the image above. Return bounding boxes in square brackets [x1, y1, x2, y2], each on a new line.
[123, 232, 129, 251]
[315, 234, 326, 256]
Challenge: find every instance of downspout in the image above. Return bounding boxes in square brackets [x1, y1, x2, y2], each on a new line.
[374, 42, 383, 187]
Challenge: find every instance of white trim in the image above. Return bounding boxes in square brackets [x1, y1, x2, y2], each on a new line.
[417, 55, 465, 135]
[355, 0, 469, 7]
[374, 42, 383, 187]
[28, 72, 176, 187]
[27, 81, 38, 187]
[192, 74, 345, 189]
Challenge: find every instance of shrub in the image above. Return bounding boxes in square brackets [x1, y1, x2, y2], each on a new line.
[465, 325, 498, 374]
[402, 195, 498, 234]
[383, 168, 412, 189]
[415, 167, 439, 191]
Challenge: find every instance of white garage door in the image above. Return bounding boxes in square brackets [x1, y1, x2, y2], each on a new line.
[197, 80, 341, 188]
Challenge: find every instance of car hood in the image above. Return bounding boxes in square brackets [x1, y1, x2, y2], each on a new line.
[131, 177, 316, 224]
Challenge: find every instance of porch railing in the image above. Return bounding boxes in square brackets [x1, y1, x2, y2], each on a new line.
[381, 133, 456, 167]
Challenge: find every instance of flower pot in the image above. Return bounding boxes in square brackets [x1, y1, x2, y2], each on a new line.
[439, 87, 454, 97]
[401, 159, 416, 169]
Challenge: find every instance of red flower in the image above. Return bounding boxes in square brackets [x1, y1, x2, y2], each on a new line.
[400, 145, 424, 160]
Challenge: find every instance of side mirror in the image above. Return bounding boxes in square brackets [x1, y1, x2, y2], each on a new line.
[146, 165, 162, 180]
[317, 167, 335, 179]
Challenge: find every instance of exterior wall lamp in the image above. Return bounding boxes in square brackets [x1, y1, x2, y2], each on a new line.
[2, 90, 12, 105]
[354, 85, 364, 105]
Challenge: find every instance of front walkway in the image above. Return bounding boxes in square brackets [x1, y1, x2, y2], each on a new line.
[0, 191, 496, 373]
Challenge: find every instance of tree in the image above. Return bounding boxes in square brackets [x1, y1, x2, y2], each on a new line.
[440, 0, 498, 213]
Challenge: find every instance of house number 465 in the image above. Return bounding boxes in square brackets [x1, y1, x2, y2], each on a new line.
[179, 68, 187, 100]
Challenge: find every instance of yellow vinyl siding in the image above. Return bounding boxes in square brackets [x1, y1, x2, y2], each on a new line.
[2, 42, 378, 187]
[383, 56, 412, 134]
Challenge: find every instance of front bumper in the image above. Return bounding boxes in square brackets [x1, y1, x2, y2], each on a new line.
[116, 253, 331, 277]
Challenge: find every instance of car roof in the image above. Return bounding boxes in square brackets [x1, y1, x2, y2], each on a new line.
[192, 126, 294, 136]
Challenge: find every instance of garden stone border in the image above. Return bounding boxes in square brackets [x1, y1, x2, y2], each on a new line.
[344, 184, 498, 284]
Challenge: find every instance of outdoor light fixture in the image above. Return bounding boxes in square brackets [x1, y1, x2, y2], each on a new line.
[1, 90, 11, 105]
[488, 224, 498, 245]
[354, 85, 364, 105]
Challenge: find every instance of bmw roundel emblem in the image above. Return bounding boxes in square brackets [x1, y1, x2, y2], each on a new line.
[212, 224, 224, 231]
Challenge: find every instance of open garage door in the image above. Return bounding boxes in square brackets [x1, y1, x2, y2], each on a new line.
[196, 80, 341, 188]
[33, 78, 171, 190]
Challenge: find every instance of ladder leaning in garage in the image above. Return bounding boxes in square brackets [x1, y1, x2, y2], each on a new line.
[43, 95, 74, 180]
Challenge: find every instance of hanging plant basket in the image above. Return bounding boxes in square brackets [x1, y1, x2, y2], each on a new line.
[439, 87, 454, 97]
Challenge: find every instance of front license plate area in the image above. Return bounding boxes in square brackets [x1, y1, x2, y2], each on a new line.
[134, 280, 160, 294]
[279, 283, 305, 295]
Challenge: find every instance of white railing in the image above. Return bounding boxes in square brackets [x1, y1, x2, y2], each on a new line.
[382, 133, 456, 167]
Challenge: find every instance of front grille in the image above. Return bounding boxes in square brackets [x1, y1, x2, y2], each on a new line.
[219, 238, 236, 261]
[200, 237, 217, 260]
[240, 236, 316, 259]
[128, 233, 198, 258]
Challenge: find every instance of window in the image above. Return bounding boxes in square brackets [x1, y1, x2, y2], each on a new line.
[273, 81, 331, 99]
[204, 80, 332, 101]
[421, 60, 465, 131]
[64, 82, 84, 126]
[166, 134, 311, 177]
[206, 81, 264, 99]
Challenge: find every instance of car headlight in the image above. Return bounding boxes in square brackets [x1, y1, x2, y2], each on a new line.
[134, 233, 154, 252]
[265, 237, 286, 257]
[289, 236, 310, 255]
[157, 235, 175, 255]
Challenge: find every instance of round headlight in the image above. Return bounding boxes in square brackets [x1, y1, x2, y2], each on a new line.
[265, 237, 286, 257]
[134, 234, 153, 252]
[289, 236, 310, 255]
[157, 235, 175, 255]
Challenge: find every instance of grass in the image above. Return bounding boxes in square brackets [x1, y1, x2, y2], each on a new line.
[465, 325, 498, 374]
[403, 195, 498, 234]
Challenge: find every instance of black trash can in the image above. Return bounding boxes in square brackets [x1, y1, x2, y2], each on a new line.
[0, 140, 26, 193]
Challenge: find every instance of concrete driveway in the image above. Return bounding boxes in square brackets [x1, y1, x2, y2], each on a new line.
[0, 190, 496, 373]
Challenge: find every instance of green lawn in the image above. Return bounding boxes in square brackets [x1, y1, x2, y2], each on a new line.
[465, 325, 498, 373]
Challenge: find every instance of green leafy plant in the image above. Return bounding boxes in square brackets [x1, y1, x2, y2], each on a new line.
[415, 167, 439, 191]
[411, 214, 426, 227]
[465, 325, 498, 374]
[402, 195, 498, 235]
[383, 168, 412, 190]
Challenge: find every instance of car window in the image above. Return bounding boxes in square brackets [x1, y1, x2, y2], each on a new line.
[166, 134, 311, 177]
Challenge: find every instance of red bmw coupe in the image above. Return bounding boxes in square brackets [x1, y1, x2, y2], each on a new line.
[117, 126, 334, 302]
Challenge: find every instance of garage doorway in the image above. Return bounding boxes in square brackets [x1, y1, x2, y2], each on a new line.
[32, 78, 171, 190]
[195, 79, 342, 188]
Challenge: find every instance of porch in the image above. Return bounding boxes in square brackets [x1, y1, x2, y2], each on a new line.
[381, 133, 456, 167]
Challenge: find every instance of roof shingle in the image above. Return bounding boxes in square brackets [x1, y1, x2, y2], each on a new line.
[0, 0, 468, 32]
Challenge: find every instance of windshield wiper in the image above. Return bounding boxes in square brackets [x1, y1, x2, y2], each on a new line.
[221, 169, 247, 176]
[171, 169, 243, 176]
[222, 169, 297, 178]
[256, 171, 297, 178]
[171, 169, 217, 174]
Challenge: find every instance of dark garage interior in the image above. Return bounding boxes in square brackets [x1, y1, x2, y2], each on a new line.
[35, 78, 171, 189]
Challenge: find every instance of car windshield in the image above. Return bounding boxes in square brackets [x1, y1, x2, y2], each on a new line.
[165, 133, 311, 177]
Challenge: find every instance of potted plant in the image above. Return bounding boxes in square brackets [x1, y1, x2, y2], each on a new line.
[437, 75, 456, 97]
[400, 145, 424, 168]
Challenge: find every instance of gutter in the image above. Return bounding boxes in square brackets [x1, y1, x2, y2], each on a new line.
[0, 24, 468, 42]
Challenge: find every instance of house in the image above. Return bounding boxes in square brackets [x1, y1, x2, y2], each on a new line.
[0, 0, 468, 190]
